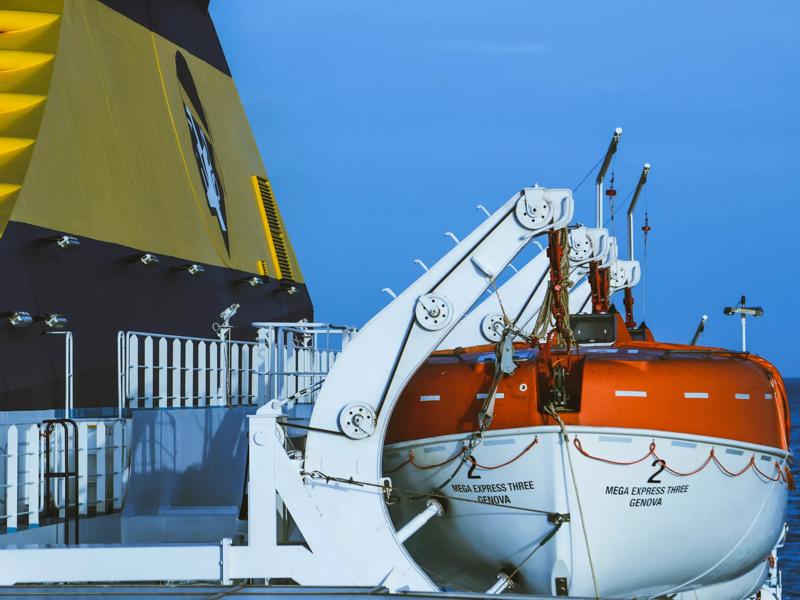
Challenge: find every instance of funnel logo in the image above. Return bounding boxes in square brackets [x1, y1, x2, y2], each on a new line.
[176, 51, 230, 253]
[184, 105, 227, 240]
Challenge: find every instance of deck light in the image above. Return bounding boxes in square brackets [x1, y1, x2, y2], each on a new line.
[690, 315, 708, 346]
[55, 235, 80, 249]
[8, 311, 33, 327]
[248, 276, 263, 287]
[140, 253, 159, 266]
[44, 314, 68, 329]
[187, 264, 205, 276]
[723, 295, 763, 352]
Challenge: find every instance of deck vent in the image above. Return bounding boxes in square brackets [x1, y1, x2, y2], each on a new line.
[253, 176, 294, 281]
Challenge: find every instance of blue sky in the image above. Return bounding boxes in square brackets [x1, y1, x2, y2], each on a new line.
[212, 1, 800, 375]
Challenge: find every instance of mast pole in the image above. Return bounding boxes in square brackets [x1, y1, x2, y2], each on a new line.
[596, 127, 623, 227]
[627, 163, 651, 261]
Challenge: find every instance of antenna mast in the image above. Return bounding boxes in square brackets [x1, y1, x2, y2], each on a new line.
[627, 163, 650, 261]
[596, 127, 622, 227]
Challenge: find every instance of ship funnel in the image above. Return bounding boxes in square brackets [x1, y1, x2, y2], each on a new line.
[627, 163, 650, 261]
[596, 127, 623, 227]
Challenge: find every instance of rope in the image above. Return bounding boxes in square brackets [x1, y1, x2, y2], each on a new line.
[387, 437, 540, 474]
[573, 155, 605, 193]
[471, 436, 539, 470]
[533, 229, 573, 344]
[384, 446, 466, 474]
[573, 437, 790, 484]
[546, 406, 600, 599]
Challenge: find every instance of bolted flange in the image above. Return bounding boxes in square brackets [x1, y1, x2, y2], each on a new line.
[568, 228, 593, 263]
[415, 294, 453, 331]
[515, 190, 554, 230]
[609, 261, 628, 288]
[480, 313, 505, 342]
[338, 403, 377, 439]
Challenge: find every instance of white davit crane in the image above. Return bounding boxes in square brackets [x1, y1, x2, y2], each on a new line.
[302, 186, 574, 591]
[439, 226, 611, 349]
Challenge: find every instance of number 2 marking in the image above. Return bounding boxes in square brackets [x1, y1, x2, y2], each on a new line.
[467, 458, 481, 479]
[648, 459, 666, 484]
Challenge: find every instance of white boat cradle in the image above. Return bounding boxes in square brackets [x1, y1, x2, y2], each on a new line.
[0, 180, 788, 600]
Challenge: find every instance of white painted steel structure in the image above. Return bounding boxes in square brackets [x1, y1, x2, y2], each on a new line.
[0, 186, 575, 591]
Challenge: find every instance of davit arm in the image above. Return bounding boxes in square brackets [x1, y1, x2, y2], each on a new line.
[299, 187, 574, 591]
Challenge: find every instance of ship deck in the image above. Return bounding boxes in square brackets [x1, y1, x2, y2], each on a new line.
[0, 585, 602, 599]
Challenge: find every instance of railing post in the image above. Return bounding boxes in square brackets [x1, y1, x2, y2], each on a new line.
[112, 421, 123, 511]
[65, 333, 73, 418]
[255, 327, 269, 406]
[143, 336, 154, 409]
[95, 421, 107, 513]
[184, 340, 194, 407]
[208, 341, 218, 406]
[117, 332, 125, 418]
[128, 334, 139, 410]
[197, 341, 207, 407]
[230, 344, 241, 406]
[157, 338, 168, 408]
[171, 338, 182, 408]
[77, 422, 89, 515]
[5, 425, 18, 532]
[26, 424, 39, 527]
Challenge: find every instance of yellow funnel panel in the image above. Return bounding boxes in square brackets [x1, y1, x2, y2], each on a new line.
[0, 5, 61, 238]
[0, 10, 60, 49]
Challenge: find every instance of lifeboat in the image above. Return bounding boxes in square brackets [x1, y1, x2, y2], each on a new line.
[382, 150, 791, 598]
[385, 312, 790, 597]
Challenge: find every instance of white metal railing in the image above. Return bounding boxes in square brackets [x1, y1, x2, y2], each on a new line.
[118, 323, 355, 412]
[254, 322, 355, 406]
[0, 420, 129, 533]
[118, 332, 259, 412]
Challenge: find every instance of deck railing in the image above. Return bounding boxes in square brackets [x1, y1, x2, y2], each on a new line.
[0, 419, 129, 533]
[118, 322, 355, 412]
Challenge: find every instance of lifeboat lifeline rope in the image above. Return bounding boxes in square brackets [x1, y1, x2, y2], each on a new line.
[545, 404, 600, 599]
[385, 436, 540, 474]
[572, 437, 792, 485]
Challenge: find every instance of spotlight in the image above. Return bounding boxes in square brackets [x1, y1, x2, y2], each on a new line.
[285, 285, 298, 295]
[187, 264, 205, 276]
[247, 276, 264, 287]
[8, 311, 33, 327]
[219, 303, 240, 324]
[44, 314, 68, 329]
[55, 235, 80, 249]
[140, 253, 159, 266]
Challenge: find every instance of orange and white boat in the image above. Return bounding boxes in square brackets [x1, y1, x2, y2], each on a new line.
[382, 136, 792, 599]
[384, 315, 791, 597]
